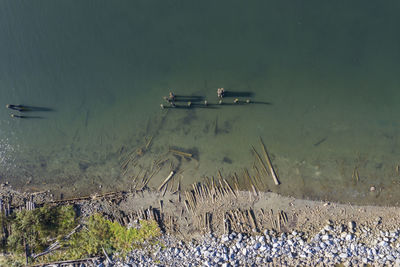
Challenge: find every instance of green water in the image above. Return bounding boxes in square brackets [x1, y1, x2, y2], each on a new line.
[1, 1, 400, 205]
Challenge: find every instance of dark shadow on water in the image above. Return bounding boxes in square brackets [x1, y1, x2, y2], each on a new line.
[10, 114, 44, 119]
[6, 104, 55, 112]
[174, 95, 205, 102]
[162, 104, 219, 109]
[162, 100, 272, 109]
[219, 101, 272, 106]
[224, 91, 254, 98]
[251, 101, 272, 105]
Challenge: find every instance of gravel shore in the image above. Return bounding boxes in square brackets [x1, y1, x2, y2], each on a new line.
[104, 221, 400, 267]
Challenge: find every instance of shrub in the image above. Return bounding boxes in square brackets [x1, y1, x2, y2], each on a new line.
[4, 208, 161, 263]
[66, 214, 161, 259]
[109, 219, 161, 257]
[7, 205, 77, 257]
[65, 213, 113, 259]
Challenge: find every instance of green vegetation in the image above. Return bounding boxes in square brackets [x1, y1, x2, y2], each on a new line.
[66, 214, 161, 259]
[0, 205, 161, 264]
[0, 205, 77, 265]
[7, 205, 77, 255]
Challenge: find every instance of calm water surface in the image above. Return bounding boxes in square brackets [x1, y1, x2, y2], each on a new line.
[1, 1, 400, 205]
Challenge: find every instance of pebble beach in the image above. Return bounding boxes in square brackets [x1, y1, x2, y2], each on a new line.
[106, 224, 400, 266]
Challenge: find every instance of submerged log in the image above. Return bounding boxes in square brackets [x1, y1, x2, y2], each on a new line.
[169, 148, 193, 158]
[158, 171, 175, 191]
[259, 137, 280, 185]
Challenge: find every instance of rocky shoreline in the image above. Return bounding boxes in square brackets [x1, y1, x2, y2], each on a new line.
[111, 224, 400, 266]
[2, 184, 400, 266]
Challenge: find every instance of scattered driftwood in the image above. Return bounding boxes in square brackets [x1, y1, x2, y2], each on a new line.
[29, 257, 100, 267]
[32, 224, 82, 259]
[158, 171, 175, 191]
[48, 191, 126, 205]
[145, 136, 153, 150]
[352, 167, 360, 183]
[169, 148, 193, 158]
[244, 169, 258, 196]
[140, 165, 162, 190]
[252, 146, 270, 177]
[259, 137, 280, 185]
[102, 246, 113, 264]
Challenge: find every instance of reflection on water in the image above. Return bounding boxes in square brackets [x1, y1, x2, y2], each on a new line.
[0, 1, 400, 205]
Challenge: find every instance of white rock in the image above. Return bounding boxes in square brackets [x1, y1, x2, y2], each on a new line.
[326, 252, 335, 258]
[304, 248, 313, 254]
[387, 255, 395, 261]
[378, 253, 386, 259]
[322, 234, 331, 241]
[237, 233, 243, 241]
[339, 252, 348, 258]
[242, 248, 248, 256]
[379, 241, 388, 247]
[213, 257, 221, 263]
[348, 221, 356, 231]
[259, 245, 268, 252]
